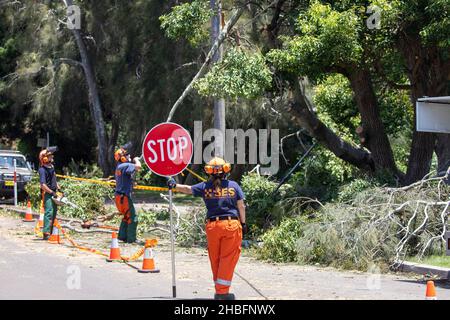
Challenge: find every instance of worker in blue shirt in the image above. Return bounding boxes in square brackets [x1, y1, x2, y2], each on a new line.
[100, 144, 142, 243]
[38, 147, 61, 240]
[169, 157, 247, 300]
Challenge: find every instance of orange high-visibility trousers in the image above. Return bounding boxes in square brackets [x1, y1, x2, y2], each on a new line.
[205, 218, 242, 294]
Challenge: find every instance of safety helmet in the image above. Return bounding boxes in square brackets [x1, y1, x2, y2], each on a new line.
[114, 148, 129, 163]
[204, 157, 231, 175]
[39, 146, 58, 166]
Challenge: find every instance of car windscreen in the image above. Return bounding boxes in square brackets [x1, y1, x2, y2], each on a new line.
[0, 156, 28, 169]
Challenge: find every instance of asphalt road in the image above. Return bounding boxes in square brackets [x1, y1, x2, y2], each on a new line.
[1, 212, 450, 300]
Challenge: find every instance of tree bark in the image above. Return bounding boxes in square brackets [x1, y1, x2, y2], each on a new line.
[63, 0, 111, 177]
[398, 34, 450, 183]
[348, 68, 398, 174]
[289, 78, 375, 172]
[265, 0, 286, 49]
[431, 59, 450, 176]
[108, 113, 120, 172]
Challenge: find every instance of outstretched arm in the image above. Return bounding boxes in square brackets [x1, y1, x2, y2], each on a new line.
[168, 178, 193, 195]
[174, 184, 193, 195]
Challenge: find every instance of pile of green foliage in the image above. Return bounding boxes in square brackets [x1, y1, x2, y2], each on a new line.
[176, 208, 207, 248]
[257, 177, 450, 271]
[25, 175, 113, 221]
[136, 208, 158, 236]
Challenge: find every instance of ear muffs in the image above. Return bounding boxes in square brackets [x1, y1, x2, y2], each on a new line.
[222, 163, 231, 173]
[39, 150, 51, 165]
[114, 148, 128, 163]
[204, 162, 231, 175]
[204, 165, 214, 175]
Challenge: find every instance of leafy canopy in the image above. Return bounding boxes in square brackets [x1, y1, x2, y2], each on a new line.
[160, 0, 212, 47]
[267, 2, 363, 77]
[194, 48, 273, 99]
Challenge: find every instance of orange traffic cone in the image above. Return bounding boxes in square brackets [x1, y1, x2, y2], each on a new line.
[48, 224, 61, 244]
[23, 200, 35, 222]
[138, 239, 160, 273]
[106, 232, 121, 262]
[425, 280, 437, 300]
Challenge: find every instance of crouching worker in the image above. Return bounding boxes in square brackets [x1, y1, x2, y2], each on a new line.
[38, 147, 61, 240]
[99, 144, 141, 243]
[169, 157, 247, 300]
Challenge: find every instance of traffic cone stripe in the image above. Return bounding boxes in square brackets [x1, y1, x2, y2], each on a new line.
[144, 248, 153, 259]
[106, 232, 121, 262]
[48, 225, 61, 244]
[23, 201, 35, 222]
[111, 238, 119, 248]
[38, 213, 44, 228]
[138, 243, 160, 273]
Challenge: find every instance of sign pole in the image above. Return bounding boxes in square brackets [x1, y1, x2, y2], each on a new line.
[142, 122, 193, 299]
[13, 159, 17, 206]
[168, 176, 177, 298]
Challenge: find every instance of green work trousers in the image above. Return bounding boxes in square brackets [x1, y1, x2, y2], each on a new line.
[42, 193, 57, 234]
[118, 197, 138, 243]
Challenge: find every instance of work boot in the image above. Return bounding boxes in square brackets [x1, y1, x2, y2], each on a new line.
[43, 233, 50, 241]
[214, 293, 236, 300]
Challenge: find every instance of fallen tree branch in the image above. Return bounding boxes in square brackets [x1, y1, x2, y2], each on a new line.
[61, 223, 113, 234]
[166, 5, 245, 121]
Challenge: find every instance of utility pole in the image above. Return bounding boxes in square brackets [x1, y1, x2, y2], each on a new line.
[211, 0, 225, 158]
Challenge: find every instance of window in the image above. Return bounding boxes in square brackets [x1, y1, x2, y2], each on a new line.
[0, 156, 29, 169]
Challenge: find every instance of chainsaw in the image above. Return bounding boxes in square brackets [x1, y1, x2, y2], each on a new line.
[52, 192, 97, 229]
[52, 192, 80, 209]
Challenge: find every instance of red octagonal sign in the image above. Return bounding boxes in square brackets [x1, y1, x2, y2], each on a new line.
[142, 122, 193, 177]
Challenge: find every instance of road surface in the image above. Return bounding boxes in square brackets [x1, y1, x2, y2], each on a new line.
[1, 211, 449, 300]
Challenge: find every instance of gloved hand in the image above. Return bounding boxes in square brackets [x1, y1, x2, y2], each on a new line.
[241, 223, 248, 235]
[167, 178, 177, 189]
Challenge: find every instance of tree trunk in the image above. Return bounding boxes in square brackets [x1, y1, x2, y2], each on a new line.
[348, 68, 398, 174]
[108, 114, 120, 174]
[398, 34, 450, 183]
[63, 0, 111, 177]
[289, 78, 375, 171]
[431, 59, 450, 176]
[436, 134, 450, 175]
[265, 0, 286, 49]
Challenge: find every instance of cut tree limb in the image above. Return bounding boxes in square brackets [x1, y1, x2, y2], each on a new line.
[289, 77, 375, 172]
[166, 5, 245, 122]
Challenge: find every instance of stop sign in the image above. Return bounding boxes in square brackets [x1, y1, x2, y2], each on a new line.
[142, 122, 193, 177]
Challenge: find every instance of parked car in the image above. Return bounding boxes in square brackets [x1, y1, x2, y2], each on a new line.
[0, 150, 33, 202]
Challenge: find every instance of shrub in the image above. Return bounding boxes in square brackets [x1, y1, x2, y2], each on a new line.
[24, 174, 41, 209]
[257, 217, 305, 262]
[240, 173, 292, 233]
[289, 146, 355, 201]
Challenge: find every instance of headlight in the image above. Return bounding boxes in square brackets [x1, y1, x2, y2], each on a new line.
[23, 175, 32, 182]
